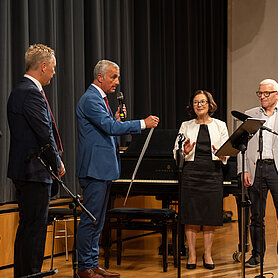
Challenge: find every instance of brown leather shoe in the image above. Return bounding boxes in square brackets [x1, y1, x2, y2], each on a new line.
[77, 268, 103, 278]
[93, 265, 120, 278]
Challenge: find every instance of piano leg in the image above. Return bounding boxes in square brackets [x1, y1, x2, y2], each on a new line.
[102, 195, 116, 269]
[172, 223, 178, 267]
[162, 221, 168, 272]
[116, 227, 122, 265]
[103, 220, 111, 269]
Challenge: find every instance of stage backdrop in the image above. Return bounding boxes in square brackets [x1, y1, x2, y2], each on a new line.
[0, 0, 227, 203]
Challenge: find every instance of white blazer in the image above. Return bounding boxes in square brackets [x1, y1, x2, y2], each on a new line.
[173, 118, 229, 164]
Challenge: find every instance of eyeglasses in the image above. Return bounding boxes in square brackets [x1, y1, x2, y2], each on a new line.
[193, 100, 208, 106]
[256, 91, 277, 97]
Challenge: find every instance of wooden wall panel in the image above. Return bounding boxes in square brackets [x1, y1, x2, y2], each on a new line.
[0, 212, 18, 267]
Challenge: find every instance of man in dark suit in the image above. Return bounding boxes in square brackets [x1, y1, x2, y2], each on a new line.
[76, 60, 159, 278]
[7, 44, 65, 277]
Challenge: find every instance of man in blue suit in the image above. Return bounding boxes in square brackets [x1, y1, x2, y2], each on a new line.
[76, 60, 159, 278]
[7, 44, 65, 277]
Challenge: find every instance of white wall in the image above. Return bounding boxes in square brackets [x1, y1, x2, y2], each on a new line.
[228, 0, 278, 131]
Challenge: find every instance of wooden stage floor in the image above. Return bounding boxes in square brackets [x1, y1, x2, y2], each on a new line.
[0, 212, 277, 278]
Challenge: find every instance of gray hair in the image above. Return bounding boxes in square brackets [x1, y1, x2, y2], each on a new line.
[259, 79, 278, 91]
[93, 60, 119, 80]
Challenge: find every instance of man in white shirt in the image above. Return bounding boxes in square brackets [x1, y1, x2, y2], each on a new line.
[237, 78, 278, 267]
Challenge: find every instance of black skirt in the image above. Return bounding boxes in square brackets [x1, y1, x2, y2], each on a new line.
[180, 124, 223, 226]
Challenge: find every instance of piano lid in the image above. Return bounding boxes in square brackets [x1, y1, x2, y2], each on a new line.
[122, 129, 178, 157]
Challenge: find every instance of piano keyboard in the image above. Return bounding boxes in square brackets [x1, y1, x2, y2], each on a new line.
[114, 179, 234, 185]
[114, 179, 179, 184]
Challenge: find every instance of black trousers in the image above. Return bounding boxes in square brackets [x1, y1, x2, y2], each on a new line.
[248, 161, 278, 258]
[14, 180, 51, 278]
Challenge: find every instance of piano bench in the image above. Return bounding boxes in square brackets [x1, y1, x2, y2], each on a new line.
[103, 208, 177, 272]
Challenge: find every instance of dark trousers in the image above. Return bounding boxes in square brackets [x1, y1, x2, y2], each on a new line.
[77, 178, 111, 271]
[248, 162, 278, 258]
[14, 180, 51, 278]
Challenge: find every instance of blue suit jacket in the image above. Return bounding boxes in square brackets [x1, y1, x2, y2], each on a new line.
[76, 85, 141, 180]
[7, 77, 61, 183]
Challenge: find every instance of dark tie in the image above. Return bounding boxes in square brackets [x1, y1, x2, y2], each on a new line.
[41, 89, 63, 156]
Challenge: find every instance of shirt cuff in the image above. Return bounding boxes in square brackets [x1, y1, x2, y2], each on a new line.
[140, 119, 146, 130]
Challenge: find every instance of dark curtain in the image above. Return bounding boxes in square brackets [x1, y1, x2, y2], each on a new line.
[0, 0, 227, 203]
[133, 0, 227, 127]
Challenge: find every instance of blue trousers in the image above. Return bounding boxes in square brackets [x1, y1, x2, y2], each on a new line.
[248, 162, 278, 258]
[77, 178, 111, 271]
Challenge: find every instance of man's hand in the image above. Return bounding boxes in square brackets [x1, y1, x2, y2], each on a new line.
[242, 172, 252, 187]
[59, 160, 66, 178]
[183, 138, 196, 155]
[115, 104, 127, 121]
[144, 116, 160, 128]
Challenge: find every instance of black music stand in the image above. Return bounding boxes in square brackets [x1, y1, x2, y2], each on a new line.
[25, 146, 96, 278]
[216, 118, 265, 278]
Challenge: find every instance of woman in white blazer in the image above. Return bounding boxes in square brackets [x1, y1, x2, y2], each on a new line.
[173, 90, 229, 270]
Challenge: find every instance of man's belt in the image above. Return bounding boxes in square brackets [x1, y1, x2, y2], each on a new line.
[261, 159, 274, 165]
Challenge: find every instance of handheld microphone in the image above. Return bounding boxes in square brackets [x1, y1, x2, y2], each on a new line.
[117, 92, 125, 121]
[25, 144, 51, 163]
[177, 133, 186, 148]
[176, 133, 186, 169]
[231, 110, 251, 122]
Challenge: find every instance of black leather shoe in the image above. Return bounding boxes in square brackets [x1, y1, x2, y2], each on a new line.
[203, 254, 215, 270]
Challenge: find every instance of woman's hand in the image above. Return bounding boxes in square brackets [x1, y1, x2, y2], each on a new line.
[183, 138, 196, 155]
[212, 145, 226, 162]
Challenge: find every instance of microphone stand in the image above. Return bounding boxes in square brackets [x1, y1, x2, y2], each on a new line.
[26, 147, 96, 278]
[254, 128, 265, 278]
[237, 136, 251, 278]
[20, 269, 58, 278]
[176, 134, 185, 278]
